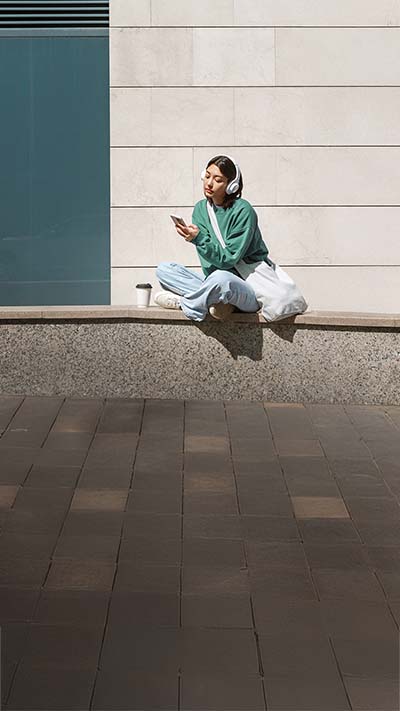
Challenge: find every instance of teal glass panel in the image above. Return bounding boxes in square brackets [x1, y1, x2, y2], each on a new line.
[0, 36, 110, 304]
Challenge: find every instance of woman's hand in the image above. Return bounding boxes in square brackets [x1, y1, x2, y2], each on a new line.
[175, 223, 199, 242]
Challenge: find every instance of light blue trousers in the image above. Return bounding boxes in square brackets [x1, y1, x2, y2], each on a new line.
[156, 261, 260, 321]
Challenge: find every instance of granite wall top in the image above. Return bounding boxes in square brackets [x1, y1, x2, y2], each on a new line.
[0, 306, 398, 328]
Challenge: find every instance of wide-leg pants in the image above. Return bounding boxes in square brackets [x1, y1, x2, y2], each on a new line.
[156, 261, 260, 322]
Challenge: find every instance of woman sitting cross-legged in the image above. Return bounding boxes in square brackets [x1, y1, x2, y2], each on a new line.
[154, 155, 306, 322]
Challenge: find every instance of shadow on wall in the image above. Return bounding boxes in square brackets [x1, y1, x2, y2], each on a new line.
[196, 319, 298, 360]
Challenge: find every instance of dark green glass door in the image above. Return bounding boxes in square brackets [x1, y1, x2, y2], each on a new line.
[0, 35, 110, 304]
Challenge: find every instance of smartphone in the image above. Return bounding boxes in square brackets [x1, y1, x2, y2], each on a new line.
[170, 214, 187, 228]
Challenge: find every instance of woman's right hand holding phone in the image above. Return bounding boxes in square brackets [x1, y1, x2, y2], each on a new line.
[175, 223, 199, 242]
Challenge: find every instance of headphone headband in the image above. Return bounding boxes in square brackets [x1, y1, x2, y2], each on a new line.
[201, 155, 241, 196]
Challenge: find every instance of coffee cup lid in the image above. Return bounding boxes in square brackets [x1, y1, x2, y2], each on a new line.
[136, 282, 152, 288]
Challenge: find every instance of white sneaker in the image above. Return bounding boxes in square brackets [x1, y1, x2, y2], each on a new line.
[154, 290, 181, 310]
[209, 303, 235, 320]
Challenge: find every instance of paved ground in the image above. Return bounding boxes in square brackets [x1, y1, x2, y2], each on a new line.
[0, 396, 399, 710]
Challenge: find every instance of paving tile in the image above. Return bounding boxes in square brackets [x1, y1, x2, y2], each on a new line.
[12, 486, 74, 511]
[7, 665, 96, 710]
[126, 488, 182, 513]
[99, 626, 180, 672]
[356, 521, 400, 545]
[21, 623, 103, 668]
[122, 512, 181, 539]
[292, 495, 349, 519]
[182, 594, 253, 629]
[184, 472, 235, 494]
[181, 628, 259, 674]
[0, 532, 58, 560]
[70, 488, 128, 511]
[0, 428, 49, 447]
[332, 637, 398, 678]
[45, 560, 116, 591]
[298, 518, 361, 544]
[342, 676, 399, 711]
[131, 468, 182, 491]
[225, 401, 272, 440]
[77, 466, 132, 489]
[304, 543, 370, 569]
[33, 590, 110, 627]
[4, 508, 66, 534]
[181, 672, 265, 710]
[34, 447, 87, 468]
[96, 398, 144, 434]
[185, 434, 231, 454]
[264, 673, 350, 711]
[0, 558, 50, 588]
[0, 485, 19, 508]
[184, 452, 233, 475]
[62, 510, 124, 536]
[345, 496, 400, 521]
[238, 491, 293, 517]
[266, 402, 316, 440]
[279, 455, 340, 496]
[236, 472, 287, 495]
[113, 563, 180, 593]
[184, 514, 242, 539]
[259, 634, 339, 679]
[241, 515, 300, 542]
[183, 566, 249, 595]
[376, 571, 400, 600]
[367, 545, 400, 572]
[312, 569, 386, 602]
[234, 458, 282, 476]
[24, 465, 81, 488]
[3, 396, 63, 431]
[51, 397, 103, 433]
[231, 437, 276, 460]
[134, 448, 183, 475]
[388, 601, 400, 627]
[184, 491, 238, 514]
[0, 395, 23, 430]
[1, 661, 17, 707]
[0, 589, 40, 622]
[0, 446, 38, 472]
[53, 534, 120, 561]
[84, 434, 138, 470]
[43, 431, 93, 450]
[107, 591, 180, 628]
[91, 669, 178, 710]
[1, 622, 31, 664]
[252, 597, 326, 638]
[249, 568, 317, 600]
[274, 439, 324, 457]
[330, 457, 383, 479]
[119, 535, 181, 564]
[338, 475, 391, 498]
[246, 542, 308, 570]
[183, 538, 245, 567]
[320, 600, 398, 639]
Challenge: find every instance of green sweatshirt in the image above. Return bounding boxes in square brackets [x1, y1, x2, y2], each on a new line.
[191, 197, 269, 278]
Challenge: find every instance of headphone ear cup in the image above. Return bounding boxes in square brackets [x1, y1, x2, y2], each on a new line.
[226, 180, 239, 195]
[200, 169, 206, 180]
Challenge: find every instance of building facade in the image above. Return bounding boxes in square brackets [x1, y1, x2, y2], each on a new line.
[1, 1, 400, 311]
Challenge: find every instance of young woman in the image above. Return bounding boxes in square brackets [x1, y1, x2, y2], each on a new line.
[154, 155, 272, 321]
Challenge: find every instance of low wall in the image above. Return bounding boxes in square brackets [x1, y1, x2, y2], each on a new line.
[0, 307, 399, 404]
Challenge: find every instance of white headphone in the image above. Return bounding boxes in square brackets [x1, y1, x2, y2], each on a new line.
[201, 155, 241, 196]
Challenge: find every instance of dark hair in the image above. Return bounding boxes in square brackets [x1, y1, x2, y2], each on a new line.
[206, 155, 243, 209]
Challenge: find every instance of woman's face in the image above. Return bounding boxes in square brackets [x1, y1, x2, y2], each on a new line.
[202, 163, 228, 205]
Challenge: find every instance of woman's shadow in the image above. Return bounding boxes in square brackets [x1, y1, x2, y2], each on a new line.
[196, 314, 298, 361]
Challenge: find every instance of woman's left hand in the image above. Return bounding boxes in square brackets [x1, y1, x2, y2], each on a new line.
[176, 223, 199, 242]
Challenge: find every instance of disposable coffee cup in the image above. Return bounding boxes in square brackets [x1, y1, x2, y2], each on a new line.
[136, 282, 152, 308]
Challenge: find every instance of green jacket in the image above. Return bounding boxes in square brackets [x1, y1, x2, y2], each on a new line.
[192, 198, 269, 277]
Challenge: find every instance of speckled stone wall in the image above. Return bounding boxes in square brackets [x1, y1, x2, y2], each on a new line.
[0, 321, 398, 404]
